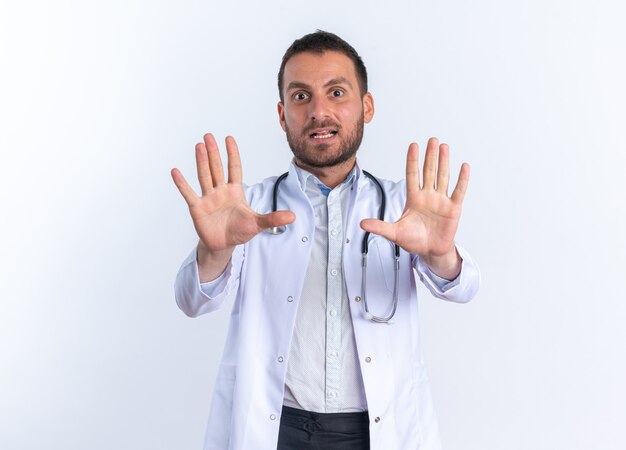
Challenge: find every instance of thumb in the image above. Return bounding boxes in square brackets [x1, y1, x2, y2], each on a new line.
[360, 218, 397, 242]
[256, 210, 296, 230]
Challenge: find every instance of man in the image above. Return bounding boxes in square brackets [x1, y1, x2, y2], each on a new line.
[171, 31, 480, 450]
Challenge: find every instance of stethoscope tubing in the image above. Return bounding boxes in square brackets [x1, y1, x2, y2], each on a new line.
[266, 170, 401, 323]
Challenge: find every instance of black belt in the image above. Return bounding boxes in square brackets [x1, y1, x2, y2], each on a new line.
[277, 405, 370, 449]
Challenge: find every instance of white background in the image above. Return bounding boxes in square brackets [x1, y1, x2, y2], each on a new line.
[1, 0, 625, 449]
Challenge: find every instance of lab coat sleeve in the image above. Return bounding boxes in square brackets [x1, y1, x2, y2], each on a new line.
[413, 243, 480, 303]
[199, 270, 229, 296]
[174, 243, 244, 317]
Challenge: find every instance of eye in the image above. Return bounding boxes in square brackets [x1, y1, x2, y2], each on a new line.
[331, 89, 344, 97]
[293, 92, 309, 101]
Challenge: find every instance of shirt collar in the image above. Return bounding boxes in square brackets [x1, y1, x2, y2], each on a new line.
[292, 160, 358, 197]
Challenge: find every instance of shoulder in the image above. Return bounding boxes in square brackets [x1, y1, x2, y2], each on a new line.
[243, 173, 285, 210]
[361, 172, 407, 200]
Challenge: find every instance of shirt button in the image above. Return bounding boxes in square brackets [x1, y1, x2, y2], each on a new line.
[330, 229, 337, 237]
[365, 356, 372, 363]
[329, 309, 337, 317]
[346, 238, 350, 243]
[330, 269, 338, 276]
[287, 296, 294, 302]
[327, 391, 337, 398]
[355, 296, 361, 302]
[277, 356, 284, 363]
[328, 351, 338, 358]
[270, 414, 277, 421]
[301, 236, 308, 242]
[374, 416, 381, 423]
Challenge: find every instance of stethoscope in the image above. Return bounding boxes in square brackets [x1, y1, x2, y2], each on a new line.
[264, 171, 400, 324]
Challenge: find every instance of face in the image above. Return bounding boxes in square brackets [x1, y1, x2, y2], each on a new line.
[277, 51, 374, 169]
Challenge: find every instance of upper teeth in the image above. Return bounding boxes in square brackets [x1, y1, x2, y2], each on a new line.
[312, 131, 334, 139]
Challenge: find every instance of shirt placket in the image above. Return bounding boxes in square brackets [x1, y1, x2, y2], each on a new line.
[325, 187, 343, 412]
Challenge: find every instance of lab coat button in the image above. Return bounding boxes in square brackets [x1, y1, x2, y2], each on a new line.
[365, 356, 372, 363]
[374, 416, 380, 423]
[355, 296, 361, 302]
[270, 414, 277, 421]
[287, 296, 294, 302]
[277, 356, 284, 363]
[301, 236, 308, 242]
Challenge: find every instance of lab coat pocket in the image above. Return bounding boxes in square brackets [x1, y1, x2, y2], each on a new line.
[413, 362, 434, 412]
[205, 364, 237, 448]
[413, 363, 439, 448]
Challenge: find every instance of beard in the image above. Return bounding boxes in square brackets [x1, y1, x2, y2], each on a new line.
[285, 116, 365, 168]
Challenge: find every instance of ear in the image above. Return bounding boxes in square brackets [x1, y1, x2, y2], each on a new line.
[277, 101, 287, 132]
[363, 92, 375, 123]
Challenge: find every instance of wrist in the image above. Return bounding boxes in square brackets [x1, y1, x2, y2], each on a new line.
[421, 245, 461, 281]
[197, 240, 234, 261]
[197, 241, 235, 283]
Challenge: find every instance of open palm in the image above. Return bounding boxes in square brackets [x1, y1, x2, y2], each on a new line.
[171, 134, 295, 254]
[361, 137, 469, 258]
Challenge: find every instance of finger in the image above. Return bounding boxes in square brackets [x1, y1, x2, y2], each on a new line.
[422, 137, 439, 190]
[195, 142, 212, 195]
[451, 163, 470, 204]
[225, 136, 243, 184]
[436, 143, 450, 195]
[360, 218, 397, 242]
[171, 168, 199, 206]
[405, 143, 420, 195]
[256, 210, 296, 229]
[204, 133, 225, 186]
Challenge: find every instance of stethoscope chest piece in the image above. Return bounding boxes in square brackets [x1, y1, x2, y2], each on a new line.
[264, 225, 287, 235]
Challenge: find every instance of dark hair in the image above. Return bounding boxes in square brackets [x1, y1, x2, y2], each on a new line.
[277, 30, 368, 102]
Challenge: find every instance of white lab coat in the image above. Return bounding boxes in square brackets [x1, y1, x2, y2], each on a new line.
[175, 162, 480, 450]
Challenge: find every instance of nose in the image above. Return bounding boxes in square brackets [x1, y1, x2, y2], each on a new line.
[308, 95, 331, 121]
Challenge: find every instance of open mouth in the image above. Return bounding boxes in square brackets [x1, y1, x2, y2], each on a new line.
[309, 129, 338, 140]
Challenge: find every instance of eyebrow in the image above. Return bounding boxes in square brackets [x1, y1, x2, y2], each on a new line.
[286, 77, 354, 92]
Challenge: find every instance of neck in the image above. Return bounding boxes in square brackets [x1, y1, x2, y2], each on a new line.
[294, 157, 357, 189]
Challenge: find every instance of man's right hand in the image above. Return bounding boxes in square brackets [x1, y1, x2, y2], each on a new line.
[171, 133, 296, 282]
